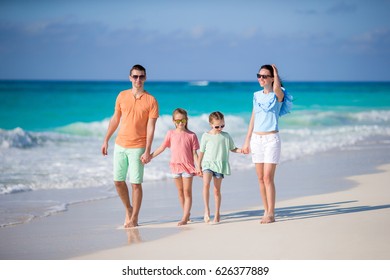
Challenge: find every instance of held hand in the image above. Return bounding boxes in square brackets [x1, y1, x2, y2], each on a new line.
[141, 154, 153, 164]
[242, 145, 250, 154]
[196, 166, 203, 177]
[140, 153, 152, 164]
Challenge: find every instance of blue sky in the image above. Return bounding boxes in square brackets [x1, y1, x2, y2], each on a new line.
[1, 0, 389, 81]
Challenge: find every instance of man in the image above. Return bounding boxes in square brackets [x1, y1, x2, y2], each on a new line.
[101, 64, 159, 228]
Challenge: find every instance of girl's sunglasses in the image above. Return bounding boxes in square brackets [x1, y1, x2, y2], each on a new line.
[174, 119, 187, 124]
[213, 125, 225, 129]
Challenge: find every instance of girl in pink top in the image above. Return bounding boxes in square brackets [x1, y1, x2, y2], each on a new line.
[151, 108, 200, 226]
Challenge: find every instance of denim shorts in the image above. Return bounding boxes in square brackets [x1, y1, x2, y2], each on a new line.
[202, 169, 224, 179]
[172, 172, 194, 179]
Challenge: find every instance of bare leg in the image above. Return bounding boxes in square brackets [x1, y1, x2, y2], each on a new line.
[174, 177, 185, 210]
[213, 177, 223, 223]
[255, 163, 277, 224]
[176, 177, 193, 226]
[129, 183, 143, 227]
[261, 163, 277, 223]
[255, 164, 268, 222]
[114, 181, 133, 227]
[202, 172, 213, 223]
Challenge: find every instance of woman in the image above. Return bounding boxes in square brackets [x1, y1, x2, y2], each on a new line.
[242, 64, 292, 224]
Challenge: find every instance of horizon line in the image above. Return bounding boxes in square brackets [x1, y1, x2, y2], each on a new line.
[1, 79, 390, 83]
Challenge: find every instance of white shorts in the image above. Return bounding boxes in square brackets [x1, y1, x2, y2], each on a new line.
[172, 172, 194, 179]
[250, 133, 281, 164]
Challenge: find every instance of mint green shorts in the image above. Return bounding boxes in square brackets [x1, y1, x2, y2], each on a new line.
[113, 144, 145, 184]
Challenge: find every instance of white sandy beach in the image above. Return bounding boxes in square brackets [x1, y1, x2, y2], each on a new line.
[74, 163, 390, 260]
[1, 143, 390, 262]
[1, 143, 390, 279]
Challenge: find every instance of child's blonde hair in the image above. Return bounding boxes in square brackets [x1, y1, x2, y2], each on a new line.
[209, 111, 224, 123]
[173, 108, 189, 130]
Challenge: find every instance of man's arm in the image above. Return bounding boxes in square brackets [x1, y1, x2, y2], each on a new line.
[141, 118, 157, 164]
[101, 110, 121, 156]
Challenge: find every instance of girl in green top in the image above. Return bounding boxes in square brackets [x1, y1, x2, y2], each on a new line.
[198, 111, 242, 223]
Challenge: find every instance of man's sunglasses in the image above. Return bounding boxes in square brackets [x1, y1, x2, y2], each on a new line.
[131, 75, 146, 80]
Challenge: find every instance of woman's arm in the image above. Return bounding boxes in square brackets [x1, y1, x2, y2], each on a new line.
[272, 64, 284, 102]
[242, 110, 255, 154]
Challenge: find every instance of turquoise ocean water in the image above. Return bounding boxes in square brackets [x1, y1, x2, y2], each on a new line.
[1, 80, 390, 227]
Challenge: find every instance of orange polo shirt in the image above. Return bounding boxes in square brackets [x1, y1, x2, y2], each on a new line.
[114, 89, 159, 148]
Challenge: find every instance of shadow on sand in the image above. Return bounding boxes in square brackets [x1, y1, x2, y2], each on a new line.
[220, 200, 390, 223]
[123, 201, 390, 245]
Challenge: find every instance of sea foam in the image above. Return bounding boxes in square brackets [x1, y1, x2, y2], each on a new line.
[1, 111, 390, 197]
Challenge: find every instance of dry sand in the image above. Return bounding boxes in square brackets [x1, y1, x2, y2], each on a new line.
[74, 164, 390, 260]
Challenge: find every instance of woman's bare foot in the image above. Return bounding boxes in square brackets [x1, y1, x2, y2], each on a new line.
[260, 211, 269, 223]
[213, 214, 220, 223]
[260, 215, 275, 224]
[204, 213, 210, 223]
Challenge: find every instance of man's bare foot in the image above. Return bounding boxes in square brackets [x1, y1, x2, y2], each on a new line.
[124, 208, 133, 227]
[124, 220, 138, 228]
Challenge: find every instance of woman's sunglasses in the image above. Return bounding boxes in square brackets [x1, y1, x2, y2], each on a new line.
[257, 74, 272, 79]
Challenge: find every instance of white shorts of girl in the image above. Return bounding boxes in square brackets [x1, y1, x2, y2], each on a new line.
[250, 133, 281, 164]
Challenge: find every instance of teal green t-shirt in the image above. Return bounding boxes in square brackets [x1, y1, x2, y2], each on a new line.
[199, 131, 236, 175]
